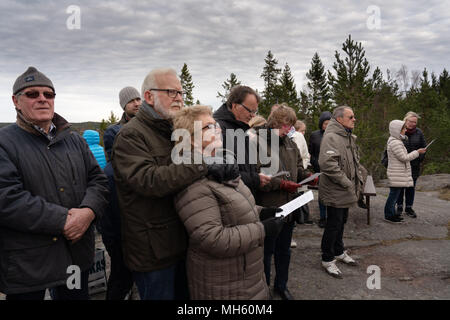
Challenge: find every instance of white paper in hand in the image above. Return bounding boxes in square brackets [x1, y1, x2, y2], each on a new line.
[276, 191, 314, 217]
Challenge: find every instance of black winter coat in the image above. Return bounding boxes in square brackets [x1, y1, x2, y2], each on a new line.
[213, 104, 260, 196]
[404, 128, 426, 179]
[97, 113, 128, 242]
[308, 111, 332, 173]
[0, 112, 109, 294]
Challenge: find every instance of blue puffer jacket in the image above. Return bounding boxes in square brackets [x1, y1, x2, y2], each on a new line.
[83, 130, 107, 169]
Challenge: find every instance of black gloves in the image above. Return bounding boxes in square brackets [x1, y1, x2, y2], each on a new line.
[262, 217, 285, 238]
[207, 163, 240, 183]
[259, 206, 283, 221]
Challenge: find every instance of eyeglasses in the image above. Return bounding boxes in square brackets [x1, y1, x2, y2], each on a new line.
[202, 123, 221, 131]
[239, 103, 257, 115]
[150, 88, 185, 99]
[16, 90, 56, 100]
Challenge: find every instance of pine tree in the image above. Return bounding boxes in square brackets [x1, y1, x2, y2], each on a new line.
[259, 50, 281, 117]
[305, 52, 332, 129]
[107, 111, 119, 124]
[327, 34, 373, 110]
[217, 73, 241, 103]
[180, 63, 195, 106]
[278, 63, 300, 111]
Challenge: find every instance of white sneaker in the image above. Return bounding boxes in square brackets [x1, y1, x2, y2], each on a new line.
[321, 260, 343, 278]
[291, 240, 297, 248]
[335, 251, 357, 266]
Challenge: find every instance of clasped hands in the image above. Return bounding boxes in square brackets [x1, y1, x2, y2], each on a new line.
[63, 208, 95, 243]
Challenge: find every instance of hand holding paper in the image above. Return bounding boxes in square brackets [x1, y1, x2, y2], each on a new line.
[276, 191, 314, 218]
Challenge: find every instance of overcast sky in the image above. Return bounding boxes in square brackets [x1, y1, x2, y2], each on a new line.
[1, 0, 449, 122]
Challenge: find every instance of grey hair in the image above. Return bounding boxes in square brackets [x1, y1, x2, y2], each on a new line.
[141, 68, 178, 98]
[403, 111, 421, 121]
[333, 105, 353, 119]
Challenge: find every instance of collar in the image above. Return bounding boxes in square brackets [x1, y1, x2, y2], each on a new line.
[141, 101, 163, 119]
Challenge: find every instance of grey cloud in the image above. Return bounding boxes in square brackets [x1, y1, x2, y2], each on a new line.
[0, 0, 448, 122]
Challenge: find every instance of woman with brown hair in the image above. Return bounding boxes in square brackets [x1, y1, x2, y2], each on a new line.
[251, 104, 315, 300]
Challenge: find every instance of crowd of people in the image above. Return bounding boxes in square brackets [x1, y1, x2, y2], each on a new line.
[0, 66, 426, 300]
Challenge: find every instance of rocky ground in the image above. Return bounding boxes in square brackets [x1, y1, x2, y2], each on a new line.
[1, 174, 449, 300]
[283, 173, 450, 300]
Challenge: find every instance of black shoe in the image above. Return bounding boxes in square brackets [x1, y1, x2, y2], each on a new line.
[384, 216, 403, 223]
[405, 208, 417, 218]
[394, 214, 404, 221]
[318, 219, 326, 228]
[274, 287, 294, 300]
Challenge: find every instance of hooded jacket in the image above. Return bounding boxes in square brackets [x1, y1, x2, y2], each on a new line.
[386, 120, 419, 188]
[174, 176, 268, 300]
[318, 118, 363, 208]
[0, 112, 108, 294]
[309, 111, 332, 173]
[213, 104, 260, 196]
[83, 130, 107, 169]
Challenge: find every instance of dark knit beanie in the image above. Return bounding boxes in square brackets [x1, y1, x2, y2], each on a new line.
[13, 66, 54, 95]
[119, 87, 140, 109]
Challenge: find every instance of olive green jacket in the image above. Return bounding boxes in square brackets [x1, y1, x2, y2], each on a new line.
[112, 105, 208, 272]
[318, 118, 364, 208]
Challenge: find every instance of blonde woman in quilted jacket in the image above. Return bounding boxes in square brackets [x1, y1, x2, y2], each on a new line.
[384, 120, 427, 223]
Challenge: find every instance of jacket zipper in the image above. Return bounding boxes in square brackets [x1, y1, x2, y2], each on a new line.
[234, 186, 256, 273]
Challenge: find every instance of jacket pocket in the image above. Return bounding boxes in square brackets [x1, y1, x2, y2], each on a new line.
[6, 242, 71, 287]
[146, 219, 187, 261]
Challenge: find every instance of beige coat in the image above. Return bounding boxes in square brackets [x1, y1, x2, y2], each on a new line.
[387, 120, 419, 188]
[318, 118, 364, 208]
[174, 176, 269, 300]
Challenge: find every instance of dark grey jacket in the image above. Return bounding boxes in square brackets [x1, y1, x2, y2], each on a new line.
[0, 112, 109, 294]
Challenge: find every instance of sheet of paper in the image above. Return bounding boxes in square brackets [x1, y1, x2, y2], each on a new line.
[298, 172, 321, 185]
[276, 191, 314, 217]
[425, 139, 436, 149]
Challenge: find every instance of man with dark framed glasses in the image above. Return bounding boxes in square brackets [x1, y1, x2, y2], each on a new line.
[213, 85, 272, 197]
[0, 66, 109, 300]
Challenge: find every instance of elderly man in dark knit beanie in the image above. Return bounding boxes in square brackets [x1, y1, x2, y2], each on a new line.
[0, 66, 109, 300]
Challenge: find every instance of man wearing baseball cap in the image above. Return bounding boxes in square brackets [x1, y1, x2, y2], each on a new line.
[0, 66, 109, 300]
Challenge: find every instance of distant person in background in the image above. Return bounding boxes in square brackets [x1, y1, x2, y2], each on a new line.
[291, 120, 310, 170]
[103, 87, 141, 161]
[385, 120, 427, 223]
[396, 111, 427, 218]
[309, 111, 332, 228]
[83, 130, 107, 169]
[96, 87, 141, 300]
[247, 115, 267, 140]
[288, 119, 312, 250]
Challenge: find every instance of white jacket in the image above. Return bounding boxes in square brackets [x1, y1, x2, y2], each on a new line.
[387, 120, 419, 188]
[290, 131, 310, 169]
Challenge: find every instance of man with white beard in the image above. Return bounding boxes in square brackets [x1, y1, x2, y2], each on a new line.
[111, 68, 209, 300]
